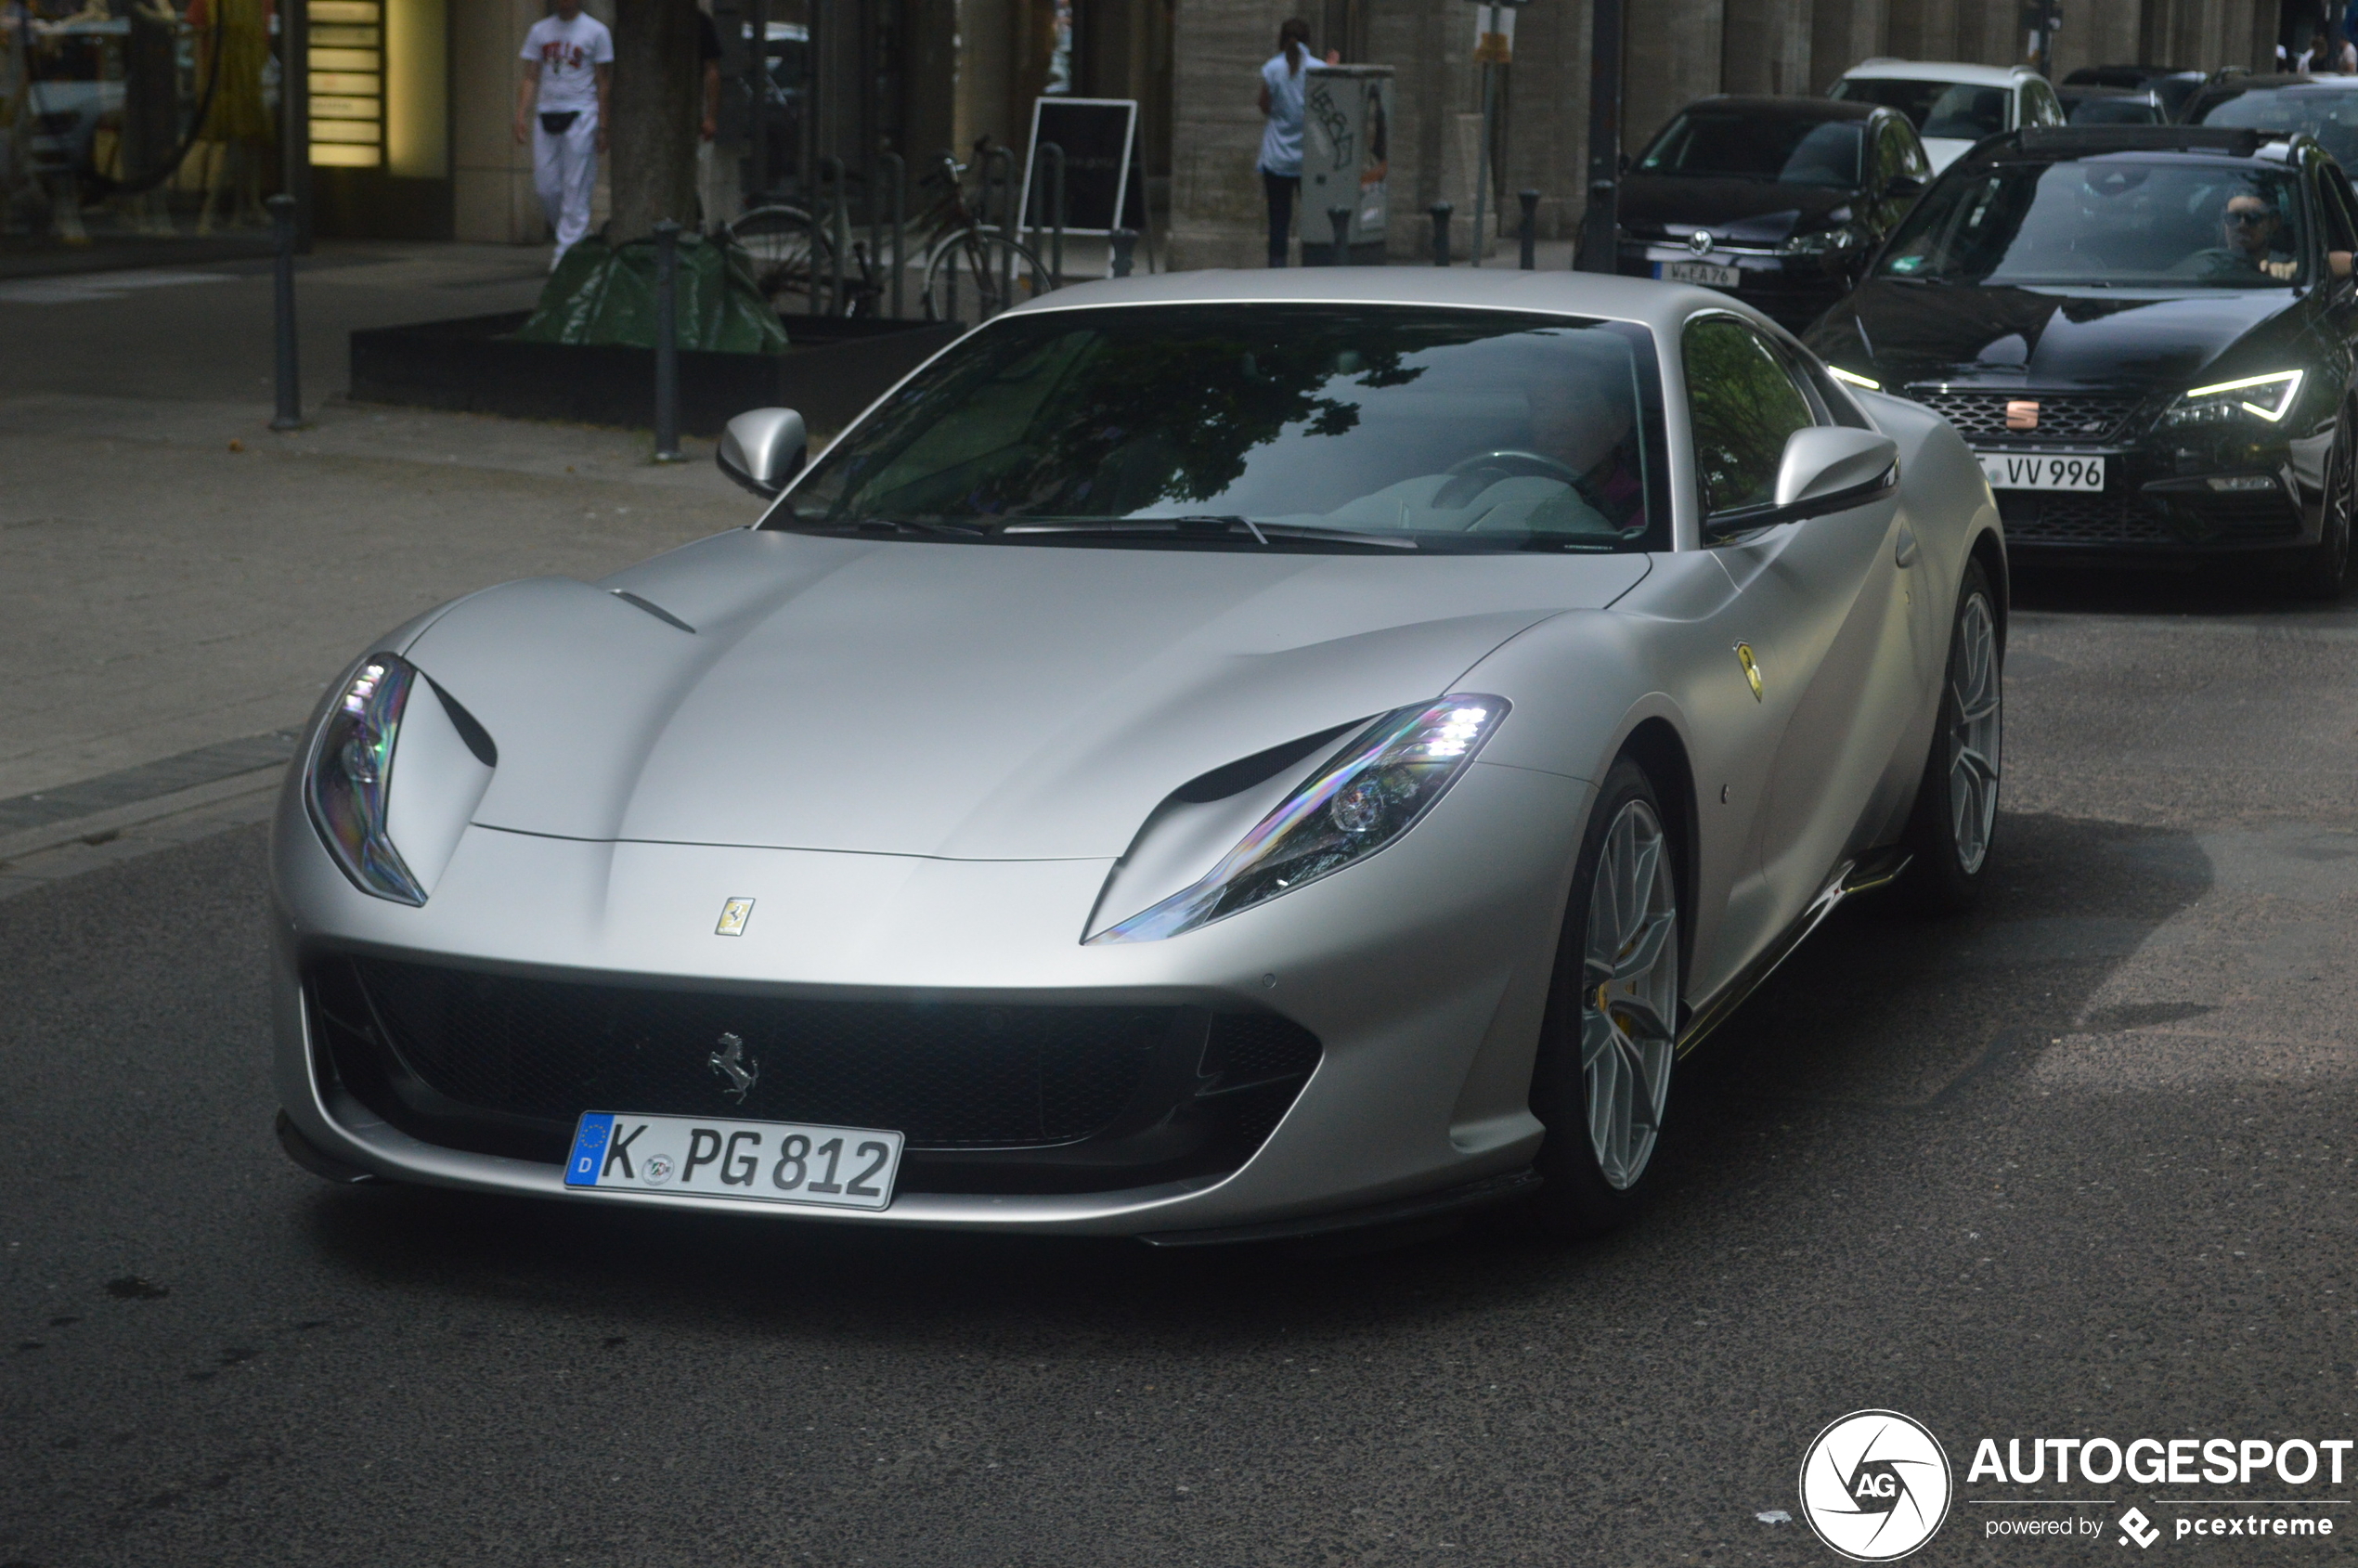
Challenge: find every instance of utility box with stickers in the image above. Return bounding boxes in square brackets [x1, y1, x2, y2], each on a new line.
[1301, 65, 1394, 263]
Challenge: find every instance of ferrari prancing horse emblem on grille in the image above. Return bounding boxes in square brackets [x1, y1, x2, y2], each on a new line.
[715, 897, 754, 937]
[709, 1032, 758, 1100]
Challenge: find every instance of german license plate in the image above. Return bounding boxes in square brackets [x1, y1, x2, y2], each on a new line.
[564, 1112, 903, 1211]
[1658, 259, 1741, 287]
[1978, 452, 2105, 491]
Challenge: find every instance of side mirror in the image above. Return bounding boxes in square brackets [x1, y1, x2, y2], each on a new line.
[717, 407, 808, 499]
[1884, 174, 1925, 200]
[1704, 427, 1900, 541]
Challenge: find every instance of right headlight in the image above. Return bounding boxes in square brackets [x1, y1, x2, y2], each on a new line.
[306, 654, 428, 905]
[1089, 695, 1509, 944]
[2163, 369, 2303, 429]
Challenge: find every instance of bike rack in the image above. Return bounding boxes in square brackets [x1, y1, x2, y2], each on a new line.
[828, 156, 852, 317]
[877, 151, 907, 320]
[812, 156, 843, 316]
[1032, 141, 1067, 292]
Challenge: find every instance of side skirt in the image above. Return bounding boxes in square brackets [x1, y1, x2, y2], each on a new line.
[1673, 849, 1910, 1058]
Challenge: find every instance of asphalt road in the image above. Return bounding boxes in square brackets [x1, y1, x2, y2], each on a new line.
[4, 567, 2356, 1567]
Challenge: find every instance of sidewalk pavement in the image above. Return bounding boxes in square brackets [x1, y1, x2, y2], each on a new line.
[0, 240, 752, 823]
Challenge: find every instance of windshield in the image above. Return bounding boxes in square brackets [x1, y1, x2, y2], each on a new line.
[1636, 111, 1864, 187]
[2193, 86, 2358, 167]
[1832, 77, 2011, 140]
[1875, 157, 2308, 288]
[2067, 95, 2161, 125]
[775, 305, 1668, 554]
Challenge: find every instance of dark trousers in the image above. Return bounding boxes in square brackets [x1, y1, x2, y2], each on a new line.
[1263, 172, 1299, 267]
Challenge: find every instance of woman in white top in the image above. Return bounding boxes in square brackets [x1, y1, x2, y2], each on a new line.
[1256, 19, 1322, 266]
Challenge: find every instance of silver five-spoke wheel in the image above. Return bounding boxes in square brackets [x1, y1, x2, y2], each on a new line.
[1580, 797, 1679, 1191]
[1946, 590, 2002, 875]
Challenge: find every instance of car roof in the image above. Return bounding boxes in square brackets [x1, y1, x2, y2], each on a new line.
[2196, 72, 2358, 97]
[994, 268, 1747, 338]
[1972, 125, 2307, 166]
[1683, 95, 1879, 122]
[1838, 58, 2041, 88]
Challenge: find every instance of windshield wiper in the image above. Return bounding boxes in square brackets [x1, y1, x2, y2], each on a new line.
[999, 515, 1417, 550]
[793, 516, 991, 538]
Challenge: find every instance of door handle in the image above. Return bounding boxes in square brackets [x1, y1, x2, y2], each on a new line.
[1894, 524, 1919, 568]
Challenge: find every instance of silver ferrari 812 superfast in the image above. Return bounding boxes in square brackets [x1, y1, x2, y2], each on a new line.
[271, 269, 2003, 1243]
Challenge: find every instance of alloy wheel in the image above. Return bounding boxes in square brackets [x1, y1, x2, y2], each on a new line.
[1580, 798, 1678, 1190]
[1946, 592, 2002, 875]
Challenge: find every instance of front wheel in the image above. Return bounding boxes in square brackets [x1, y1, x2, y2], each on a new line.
[920, 230, 1049, 323]
[1524, 758, 1682, 1238]
[1900, 555, 2002, 913]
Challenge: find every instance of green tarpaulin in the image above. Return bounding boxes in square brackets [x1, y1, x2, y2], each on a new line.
[513, 234, 789, 354]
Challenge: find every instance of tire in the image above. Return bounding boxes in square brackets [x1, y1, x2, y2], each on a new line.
[1524, 757, 1682, 1238]
[2287, 408, 2356, 602]
[1900, 555, 2002, 914]
[921, 230, 1050, 323]
[725, 204, 836, 314]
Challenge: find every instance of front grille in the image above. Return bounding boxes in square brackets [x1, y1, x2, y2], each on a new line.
[308, 956, 1321, 1194]
[1998, 487, 2302, 547]
[1999, 489, 2174, 546]
[1904, 387, 2144, 444]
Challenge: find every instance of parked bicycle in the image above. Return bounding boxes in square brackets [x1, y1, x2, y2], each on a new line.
[723, 147, 1053, 324]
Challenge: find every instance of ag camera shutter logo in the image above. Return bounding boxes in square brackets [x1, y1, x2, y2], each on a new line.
[1799, 1409, 1953, 1562]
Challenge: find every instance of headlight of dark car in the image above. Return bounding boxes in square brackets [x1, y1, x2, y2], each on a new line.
[2162, 370, 2303, 430]
[1090, 696, 1509, 943]
[308, 655, 429, 904]
[1779, 227, 1858, 256]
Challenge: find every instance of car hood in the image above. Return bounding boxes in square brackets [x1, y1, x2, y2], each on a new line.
[396, 529, 1650, 861]
[1618, 175, 1853, 244]
[1817, 278, 2303, 390]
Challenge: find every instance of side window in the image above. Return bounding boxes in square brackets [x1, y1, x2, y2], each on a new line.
[1898, 120, 1932, 179]
[2031, 82, 2066, 126]
[1683, 317, 1820, 517]
[2317, 162, 2358, 255]
[1870, 122, 1904, 190]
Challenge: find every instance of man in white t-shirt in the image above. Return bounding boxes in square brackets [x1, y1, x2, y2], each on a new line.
[512, 1, 615, 267]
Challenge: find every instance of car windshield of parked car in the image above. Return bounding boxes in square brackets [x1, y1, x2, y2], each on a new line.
[2192, 86, 2358, 168]
[1636, 111, 1864, 187]
[1833, 78, 2011, 140]
[2068, 95, 2161, 125]
[1875, 157, 2307, 288]
[775, 305, 1667, 553]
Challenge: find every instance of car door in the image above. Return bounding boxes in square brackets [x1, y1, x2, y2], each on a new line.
[1683, 315, 1917, 964]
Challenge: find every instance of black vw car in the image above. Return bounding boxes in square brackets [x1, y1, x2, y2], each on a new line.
[1602, 97, 1931, 330]
[1804, 125, 2358, 596]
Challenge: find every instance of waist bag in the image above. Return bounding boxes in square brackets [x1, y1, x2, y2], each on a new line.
[538, 111, 581, 134]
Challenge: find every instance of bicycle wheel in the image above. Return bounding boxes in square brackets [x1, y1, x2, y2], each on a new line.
[725, 204, 837, 314]
[920, 230, 1050, 324]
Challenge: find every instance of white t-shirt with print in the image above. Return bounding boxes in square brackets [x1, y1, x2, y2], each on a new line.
[521, 14, 615, 114]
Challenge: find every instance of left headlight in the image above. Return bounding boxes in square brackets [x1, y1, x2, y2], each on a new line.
[1090, 695, 1509, 944]
[2163, 369, 2304, 429]
[307, 654, 428, 905]
[1779, 227, 1856, 255]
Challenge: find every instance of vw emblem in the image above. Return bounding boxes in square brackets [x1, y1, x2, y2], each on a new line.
[1688, 229, 1716, 256]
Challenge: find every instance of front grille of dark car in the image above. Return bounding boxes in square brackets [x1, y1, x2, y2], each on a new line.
[306, 956, 1321, 1195]
[1903, 388, 2145, 444]
[1997, 488, 2301, 547]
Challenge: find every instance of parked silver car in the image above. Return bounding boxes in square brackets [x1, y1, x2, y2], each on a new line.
[271, 269, 2004, 1244]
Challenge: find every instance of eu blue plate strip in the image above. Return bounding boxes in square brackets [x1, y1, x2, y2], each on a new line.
[565, 1113, 615, 1186]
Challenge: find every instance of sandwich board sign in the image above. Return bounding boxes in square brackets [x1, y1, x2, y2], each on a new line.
[1017, 97, 1145, 237]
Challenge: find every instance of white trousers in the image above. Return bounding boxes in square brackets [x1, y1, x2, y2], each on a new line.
[533, 109, 600, 262]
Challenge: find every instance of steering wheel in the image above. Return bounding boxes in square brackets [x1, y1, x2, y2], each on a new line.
[1437, 448, 1609, 520]
[1445, 448, 1583, 485]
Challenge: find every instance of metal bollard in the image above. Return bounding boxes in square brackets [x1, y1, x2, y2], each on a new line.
[1519, 190, 1540, 271]
[1430, 201, 1453, 266]
[266, 193, 302, 430]
[1110, 227, 1136, 278]
[1039, 140, 1067, 289]
[653, 219, 684, 463]
[1328, 205, 1352, 266]
[825, 156, 849, 315]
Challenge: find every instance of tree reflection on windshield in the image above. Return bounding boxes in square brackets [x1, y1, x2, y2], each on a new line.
[780, 305, 1668, 554]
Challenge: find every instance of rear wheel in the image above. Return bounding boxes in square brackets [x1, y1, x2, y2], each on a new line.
[726, 204, 837, 315]
[1900, 556, 2002, 913]
[1524, 758, 1681, 1237]
[920, 229, 1049, 323]
[2287, 409, 2356, 601]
